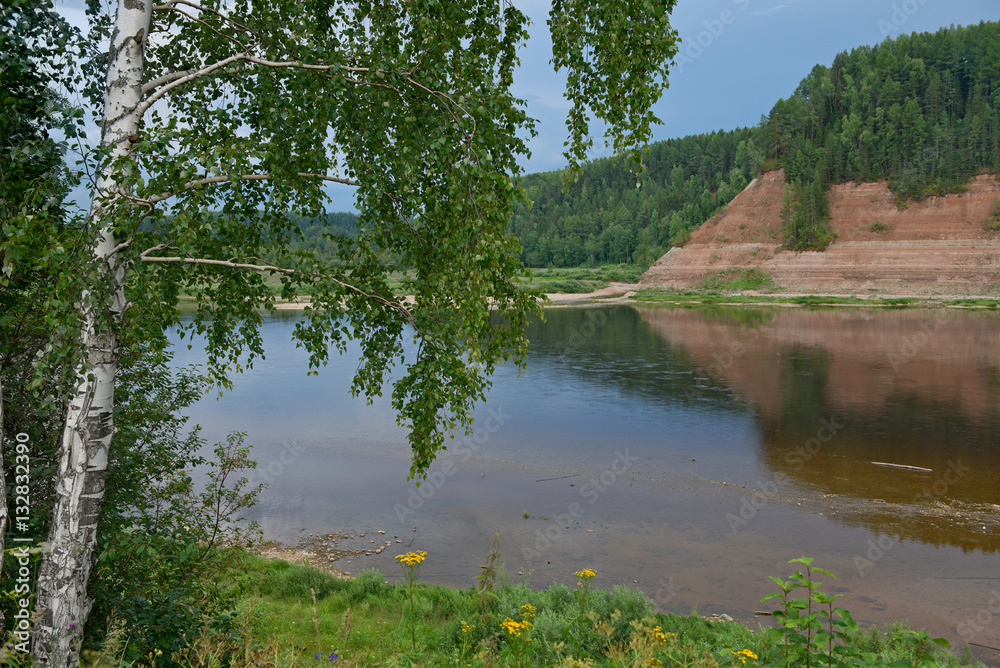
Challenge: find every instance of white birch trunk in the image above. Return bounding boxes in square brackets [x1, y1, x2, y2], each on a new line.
[32, 0, 151, 663]
[0, 379, 7, 583]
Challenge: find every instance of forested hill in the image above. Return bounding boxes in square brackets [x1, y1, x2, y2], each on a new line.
[511, 128, 759, 268]
[510, 20, 1000, 267]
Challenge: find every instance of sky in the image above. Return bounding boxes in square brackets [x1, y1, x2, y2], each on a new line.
[56, 0, 999, 212]
[516, 0, 1000, 173]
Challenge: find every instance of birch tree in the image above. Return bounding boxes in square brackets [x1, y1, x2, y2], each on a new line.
[1, 0, 78, 638]
[29, 0, 678, 662]
[0, 381, 6, 583]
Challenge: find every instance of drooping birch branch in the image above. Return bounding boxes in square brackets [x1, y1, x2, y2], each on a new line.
[153, 0, 256, 36]
[142, 172, 360, 205]
[139, 51, 399, 114]
[243, 55, 370, 73]
[153, 4, 251, 51]
[138, 52, 249, 115]
[138, 244, 415, 324]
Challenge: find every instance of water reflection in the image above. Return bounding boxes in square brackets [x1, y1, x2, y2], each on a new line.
[169, 305, 1000, 655]
[636, 306, 1000, 553]
[525, 306, 736, 409]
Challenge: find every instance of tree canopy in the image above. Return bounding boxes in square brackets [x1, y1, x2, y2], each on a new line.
[0, 0, 681, 663]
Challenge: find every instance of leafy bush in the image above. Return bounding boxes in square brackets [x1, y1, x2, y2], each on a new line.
[869, 221, 889, 232]
[759, 557, 951, 667]
[86, 432, 264, 666]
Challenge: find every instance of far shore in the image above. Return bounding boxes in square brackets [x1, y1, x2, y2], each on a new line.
[266, 282, 641, 310]
[261, 281, 1000, 310]
[175, 280, 999, 311]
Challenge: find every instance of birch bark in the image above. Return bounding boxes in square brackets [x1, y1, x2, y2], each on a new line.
[31, 0, 151, 663]
[0, 379, 7, 586]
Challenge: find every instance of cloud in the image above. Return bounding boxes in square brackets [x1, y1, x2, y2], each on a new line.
[753, 4, 790, 16]
[518, 88, 572, 114]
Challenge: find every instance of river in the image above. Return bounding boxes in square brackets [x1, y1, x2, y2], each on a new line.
[171, 304, 1000, 660]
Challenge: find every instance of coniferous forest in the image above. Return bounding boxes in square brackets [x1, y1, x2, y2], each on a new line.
[283, 22, 1000, 266]
[509, 21, 1000, 264]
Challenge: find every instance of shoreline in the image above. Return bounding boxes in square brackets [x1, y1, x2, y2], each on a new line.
[258, 283, 1000, 311]
[235, 545, 997, 666]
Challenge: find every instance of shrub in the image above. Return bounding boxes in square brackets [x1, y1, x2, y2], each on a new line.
[869, 220, 889, 232]
[87, 433, 264, 665]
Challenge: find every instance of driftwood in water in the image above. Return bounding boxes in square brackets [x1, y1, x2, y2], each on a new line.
[869, 461, 933, 472]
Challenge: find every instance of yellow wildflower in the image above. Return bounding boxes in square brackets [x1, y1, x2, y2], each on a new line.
[733, 649, 758, 665]
[573, 569, 597, 579]
[521, 604, 537, 618]
[460, 620, 475, 634]
[501, 617, 524, 637]
[648, 659, 663, 667]
[394, 550, 427, 566]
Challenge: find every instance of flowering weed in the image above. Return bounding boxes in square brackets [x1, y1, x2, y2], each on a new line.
[395, 550, 427, 651]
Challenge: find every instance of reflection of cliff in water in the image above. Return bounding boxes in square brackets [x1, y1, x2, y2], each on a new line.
[637, 306, 1000, 552]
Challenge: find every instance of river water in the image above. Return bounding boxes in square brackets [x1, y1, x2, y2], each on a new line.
[171, 304, 1000, 660]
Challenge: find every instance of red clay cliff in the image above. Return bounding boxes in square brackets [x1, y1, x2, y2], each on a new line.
[641, 169, 1000, 295]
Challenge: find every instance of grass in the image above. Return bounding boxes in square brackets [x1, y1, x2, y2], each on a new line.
[946, 296, 1000, 308]
[521, 264, 644, 294]
[174, 261, 1000, 308]
[697, 268, 775, 292]
[180, 265, 643, 302]
[83, 550, 989, 667]
[632, 287, 1000, 309]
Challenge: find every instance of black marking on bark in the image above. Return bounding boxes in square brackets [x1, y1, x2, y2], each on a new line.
[81, 504, 102, 525]
[103, 103, 141, 132]
[123, 0, 145, 9]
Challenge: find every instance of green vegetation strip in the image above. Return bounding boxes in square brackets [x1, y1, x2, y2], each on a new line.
[519, 264, 644, 294]
[83, 550, 985, 667]
[633, 288, 1000, 309]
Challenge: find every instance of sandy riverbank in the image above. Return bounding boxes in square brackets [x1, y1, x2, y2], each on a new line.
[269, 283, 641, 310]
[267, 282, 1000, 311]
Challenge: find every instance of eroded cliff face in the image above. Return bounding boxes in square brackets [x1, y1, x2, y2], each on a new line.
[641, 170, 1000, 294]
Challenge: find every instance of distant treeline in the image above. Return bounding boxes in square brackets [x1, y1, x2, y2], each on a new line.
[283, 211, 357, 263]
[292, 23, 1000, 267]
[252, 211, 357, 268]
[511, 128, 759, 268]
[510, 21, 1000, 263]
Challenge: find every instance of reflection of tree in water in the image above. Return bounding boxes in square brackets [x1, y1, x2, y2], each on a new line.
[774, 345, 831, 435]
[694, 305, 778, 329]
[524, 306, 748, 411]
[757, 353, 1000, 553]
[530, 305, 1000, 552]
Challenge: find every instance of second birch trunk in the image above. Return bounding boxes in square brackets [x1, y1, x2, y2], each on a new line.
[31, 0, 151, 663]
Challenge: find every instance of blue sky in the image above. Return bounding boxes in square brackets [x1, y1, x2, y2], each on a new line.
[57, 0, 999, 212]
[518, 0, 999, 173]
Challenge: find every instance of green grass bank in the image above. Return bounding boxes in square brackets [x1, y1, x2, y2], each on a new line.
[82, 548, 988, 667]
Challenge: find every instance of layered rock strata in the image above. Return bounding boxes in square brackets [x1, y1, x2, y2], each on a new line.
[641, 170, 1000, 294]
